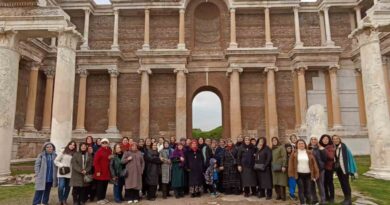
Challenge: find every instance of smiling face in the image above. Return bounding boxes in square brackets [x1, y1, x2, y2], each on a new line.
[310, 137, 318, 146]
[272, 138, 278, 146]
[321, 136, 329, 145]
[244, 137, 250, 145]
[332, 135, 341, 145]
[115, 144, 122, 154]
[122, 138, 129, 145]
[163, 141, 170, 149]
[152, 143, 158, 151]
[297, 140, 306, 150]
[80, 144, 87, 152]
[68, 142, 76, 151]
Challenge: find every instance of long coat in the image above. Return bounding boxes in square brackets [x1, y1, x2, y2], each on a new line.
[144, 149, 162, 186]
[70, 152, 92, 187]
[170, 156, 185, 188]
[122, 150, 145, 190]
[237, 144, 257, 187]
[93, 147, 112, 181]
[159, 148, 172, 184]
[34, 142, 58, 191]
[221, 147, 240, 189]
[185, 149, 205, 186]
[272, 145, 288, 187]
[255, 146, 273, 189]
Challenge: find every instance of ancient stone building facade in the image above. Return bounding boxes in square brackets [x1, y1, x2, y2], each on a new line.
[1, 0, 390, 179]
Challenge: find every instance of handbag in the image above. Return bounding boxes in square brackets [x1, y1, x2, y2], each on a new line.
[254, 163, 266, 171]
[81, 154, 93, 183]
[272, 164, 283, 172]
[59, 167, 71, 175]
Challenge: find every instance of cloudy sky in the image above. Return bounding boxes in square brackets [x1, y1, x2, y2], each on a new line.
[192, 91, 222, 131]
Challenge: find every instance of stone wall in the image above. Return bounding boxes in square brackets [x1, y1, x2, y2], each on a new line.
[276, 71, 296, 141]
[119, 12, 145, 55]
[237, 12, 264, 48]
[300, 12, 321, 47]
[271, 13, 295, 53]
[14, 63, 30, 130]
[330, 11, 353, 51]
[89, 15, 114, 50]
[150, 12, 179, 49]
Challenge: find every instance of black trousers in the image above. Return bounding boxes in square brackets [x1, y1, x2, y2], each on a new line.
[147, 185, 158, 199]
[243, 186, 257, 195]
[72, 186, 87, 205]
[86, 181, 96, 201]
[258, 188, 272, 197]
[336, 168, 351, 200]
[95, 180, 109, 201]
[324, 169, 335, 201]
[125, 189, 140, 201]
[297, 173, 312, 204]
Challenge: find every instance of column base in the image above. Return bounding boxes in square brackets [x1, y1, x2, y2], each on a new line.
[73, 128, 88, 134]
[265, 42, 274, 48]
[294, 42, 304, 48]
[365, 168, 390, 180]
[40, 128, 51, 134]
[21, 125, 37, 132]
[142, 44, 150, 50]
[80, 44, 89, 51]
[228, 42, 238, 49]
[105, 127, 119, 134]
[330, 125, 343, 131]
[111, 44, 120, 51]
[326, 41, 335, 47]
[177, 43, 186, 50]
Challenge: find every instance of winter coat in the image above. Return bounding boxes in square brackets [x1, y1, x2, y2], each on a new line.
[288, 150, 320, 180]
[70, 152, 92, 187]
[324, 144, 335, 171]
[254, 146, 273, 189]
[110, 153, 124, 178]
[122, 150, 145, 190]
[34, 142, 58, 190]
[221, 147, 240, 189]
[185, 149, 205, 186]
[54, 151, 73, 178]
[272, 145, 288, 187]
[335, 143, 357, 175]
[170, 149, 185, 188]
[237, 144, 257, 187]
[160, 148, 173, 184]
[215, 147, 225, 166]
[144, 149, 162, 186]
[201, 145, 213, 167]
[93, 147, 111, 181]
[311, 146, 327, 171]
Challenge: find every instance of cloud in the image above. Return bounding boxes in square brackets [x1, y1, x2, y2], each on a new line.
[94, 0, 111, 4]
[192, 91, 222, 131]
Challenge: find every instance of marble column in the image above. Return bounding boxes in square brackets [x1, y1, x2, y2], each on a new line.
[23, 62, 41, 131]
[80, 9, 90, 50]
[324, 71, 334, 128]
[41, 68, 55, 132]
[227, 66, 242, 142]
[293, 7, 303, 47]
[292, 70, 301, 129]
[178, 9, 186, 50]
[229, 8, 237, 48]
[323, 6, 335, 46]
[74, 68, 88, 133]
[319, 11, 326, 46]
[111, 9, 120, 51]
[264, 7, 273, 48]
[139, 68, 152, 139]
[0, 31, 20, 176]
[106, 68, 119, 133]
[50, 30, 80, 150]
[356, 28, 390, 180]
[296, 66, 308, 130]
[328, 65, 343, 129]
[264, 67, 278, 141]
[50, 37, 56, 48]
[143, 9, 150, 50]
[355, 68, 367, 128]
[383, 57, 390, 115]
[175, 68, 188, 141]
[355, 6, 362, 28]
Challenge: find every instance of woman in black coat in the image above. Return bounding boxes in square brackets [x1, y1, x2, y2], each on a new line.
[184, 140, 205, 197]
[254, 137, 273, 200]
[237, 136, 257, 197]
[220, 139, 241, 195]
[144, 143, 162, 201]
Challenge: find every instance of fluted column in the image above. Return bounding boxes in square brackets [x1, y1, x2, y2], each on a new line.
[143, 9, 150, 50]
[0, 31, 20, 176]
[227, 66, 242, 142]
[319, 11, 326, 46]
[178, 9, 186, 50]
[111, 9, 120, 51]
[328, 65, 342, 129]
[292, 70, 301, 129]
[264, 7, 273, 48]
[74, 68, 89, 133]
[41, 68, 55, 132]
[51, 30, 81, 150]
[229, 8, 237, 48]
[293, 7, 303, 47]
[23, 62, 41, 131]
[264, 67, 278, 141]
[80, 9, 90, 50]
[139, 68, 152, 139]
[323, 6, 335, 46]
[296, 66, 308, 129]
[355, 68, 367, 128]
[175, 68, 188, 141]
[106, 68, 119, 133]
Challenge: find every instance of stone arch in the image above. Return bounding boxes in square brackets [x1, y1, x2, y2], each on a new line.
[183, 0, 232, 9]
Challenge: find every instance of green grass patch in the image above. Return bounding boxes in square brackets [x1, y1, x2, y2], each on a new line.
[0, 184, 35, 202]
[192, 126, 223, 139]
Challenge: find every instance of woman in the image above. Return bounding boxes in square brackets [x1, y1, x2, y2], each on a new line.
[160, 141, 173, 198]
[254, 137, 272, 200]
[93, 138, 102, 154]
[237, 136, 257, 197]
[141, 138, 152, 195]
[71, 142, 92, 205]
[110, 144, 125, 203]
[288, 139, 319, 205]
[144, 142, 163, 201]
[271, 137, 288, 201]
[93, 138, 111, 204]
[185, 140, 205, 197]
[285, 143, 296, 200]
[86, 136, 94, 149]
[122, 143, 145, 204]
[289, 134, 298, 150]
[309, 136, 327, 205]
[85, 144, 96, 202]
[54, 141, 77, 205]
[170, 143, 186, 198]
[157, 137, 165, 152]
[320, 134, 335, 203]
[220, 139, 240, 195]
[138, 139, 145, 151]
[333, 135, 357, 205]
[250, 138, 257, 147]
[32, 142, 57, 205]
[169, 136, 177, 149]
[120, 137, 131, 152]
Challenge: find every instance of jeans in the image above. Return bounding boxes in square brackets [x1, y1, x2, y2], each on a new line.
[32, 182, 52, 205]
[113, 177, 124, 202]
[312, 170, 326, 203]
[297, 173, 312, 204]
[288, 177, 297, 197]
[324, 169, 335, 201]
[58, 177, 71, 203]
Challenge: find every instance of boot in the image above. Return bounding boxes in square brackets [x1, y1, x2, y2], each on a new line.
[162, 184, 167, 199]
[342, 195, 352, 205]
[281, 186, 286, 201]
[275, 186, 281, 200]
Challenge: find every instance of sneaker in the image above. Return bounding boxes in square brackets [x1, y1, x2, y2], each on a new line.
[134, 200, 139, 203]
[97, 200, 106, 204]
[104, 199, 110, 203]
[127, 201, 133, 204]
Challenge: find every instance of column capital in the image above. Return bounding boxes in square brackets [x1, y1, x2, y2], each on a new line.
[113, 8, 119, 14]
[230, 8, 236, 13]
[77, 67, 89, 77]
[145, 9, 150, 14]
[29, 61, 42, 71]
[264, 66, 278, 73]
[57, 30, 82, 50]
[84, 8, 91, 15]
[294, 65, 308, 75]
[354, 6, 362, 11]
[227, 66, 243, 76]
[108, 68, 120, 77]
[293, 6, 299, 12]
[323, 5, 330, 12]
[328, 64, 340, 73]
[0, 30, 19, 50]
[137, 67, 152, 75]
[174, 67, 188, 74]
[382, 56, 390, 64]
[179, 8, 185, 14]
[44, 67, 56, 78]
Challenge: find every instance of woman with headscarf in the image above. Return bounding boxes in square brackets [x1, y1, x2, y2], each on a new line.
[254, 137, 273, 200]
[271, 137, 288, 201]
[144, 142, 163, 201]
[220, 139, 240, 195]
[170, 143, 186, 198]
[184, 140, 205, 197]
[237, 136, 257, 197]
[71, 142, 92, 205]
[160, 140, 173, 199]
[320, 134, 335, 204]
[120, 137, 131, 152]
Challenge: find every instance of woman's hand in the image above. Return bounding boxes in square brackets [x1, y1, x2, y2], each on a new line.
[180, 157, 184, 162]
[282, 167, 286, 172]
[127, 156, 133, 161]
[96, 172, 101, 177]
[237, 166, 242, 172]
[219, 166, 224, 171]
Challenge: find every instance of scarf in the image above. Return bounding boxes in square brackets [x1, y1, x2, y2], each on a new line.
[170, 148, 185, 167]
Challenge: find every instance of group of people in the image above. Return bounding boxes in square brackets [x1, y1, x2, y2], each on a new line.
[32, 134, 357, 205]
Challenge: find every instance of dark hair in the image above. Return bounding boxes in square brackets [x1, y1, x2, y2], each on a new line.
[64, 141, 77, 155]
[257, 137, 267, 150]
[96, 138, 102, 143]
[79, 142, 88, 152]
[112, 143, 122, 154]
[85, 136, 94, 144]
[271, 137, 281, 147]
[295, 139, 307, 149]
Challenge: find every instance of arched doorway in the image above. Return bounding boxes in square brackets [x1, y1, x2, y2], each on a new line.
[192, 91, 222, 139]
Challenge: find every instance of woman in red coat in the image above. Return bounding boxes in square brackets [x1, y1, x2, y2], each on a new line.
[93, 138, 112, 204]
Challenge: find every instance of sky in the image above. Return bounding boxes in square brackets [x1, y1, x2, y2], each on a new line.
[192, 91, 222, 131]
[94, 0, 317, 5]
